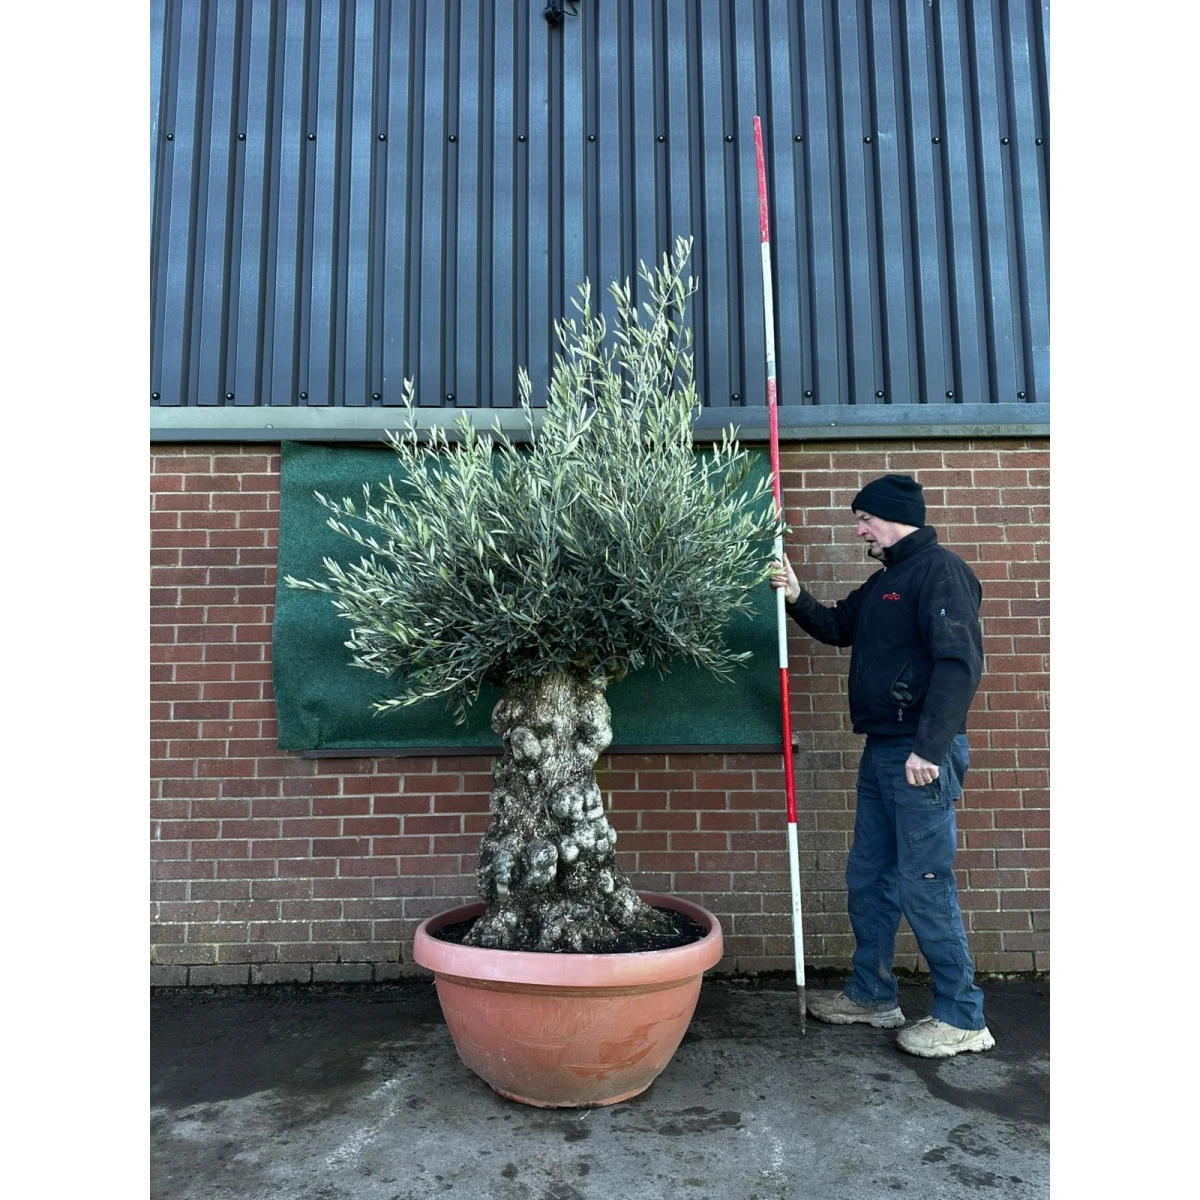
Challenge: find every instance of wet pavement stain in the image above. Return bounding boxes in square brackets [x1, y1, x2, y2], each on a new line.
[613, 1105, 742, 1136]
[948, 1161, 1001, 1188]
[151, 986, 447, 1110]
[901, 1059, 1049, 1126]
[949, 1121, 1001, 1158]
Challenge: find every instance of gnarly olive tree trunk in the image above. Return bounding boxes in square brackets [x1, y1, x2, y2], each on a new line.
[464, 670, 672, 952]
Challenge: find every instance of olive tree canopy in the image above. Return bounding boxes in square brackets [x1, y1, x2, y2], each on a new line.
[287, 239, 781, 725]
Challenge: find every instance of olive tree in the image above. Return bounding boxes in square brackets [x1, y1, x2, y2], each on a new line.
[287, 239, 779, 952]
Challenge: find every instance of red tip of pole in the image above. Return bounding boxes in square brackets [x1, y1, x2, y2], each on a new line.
[752, 116, 769, 244]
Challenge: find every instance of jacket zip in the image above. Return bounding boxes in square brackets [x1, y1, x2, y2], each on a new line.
[892, 659, 912, 723]
[852, 569, 886, 693]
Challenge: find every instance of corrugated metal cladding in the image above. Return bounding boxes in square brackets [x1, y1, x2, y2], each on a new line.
[151, 0, 1049, 440]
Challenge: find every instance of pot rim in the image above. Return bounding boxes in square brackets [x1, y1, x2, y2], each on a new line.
[412, 891, 724, 987]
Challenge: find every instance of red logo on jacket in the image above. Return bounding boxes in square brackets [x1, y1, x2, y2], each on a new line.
[882, 592, 901, 601]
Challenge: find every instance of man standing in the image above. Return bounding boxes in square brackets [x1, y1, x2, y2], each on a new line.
[770, 473, 994, 1058]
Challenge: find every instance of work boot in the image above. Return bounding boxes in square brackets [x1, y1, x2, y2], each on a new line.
[806, 990, 905, 1028]
[896, 1016, 996, 1058]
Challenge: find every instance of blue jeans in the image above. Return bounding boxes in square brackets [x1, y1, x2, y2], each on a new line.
[842, 733, 986, 1030]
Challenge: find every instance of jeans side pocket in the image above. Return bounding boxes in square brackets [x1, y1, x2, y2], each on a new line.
[897, 801, 956, 871]
[894, 770, 951, 839]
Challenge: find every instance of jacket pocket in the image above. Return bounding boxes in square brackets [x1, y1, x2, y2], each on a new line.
[889, 661, 914, 722]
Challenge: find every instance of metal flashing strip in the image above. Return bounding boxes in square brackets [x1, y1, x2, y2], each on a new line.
[152, 403, 1049, 444]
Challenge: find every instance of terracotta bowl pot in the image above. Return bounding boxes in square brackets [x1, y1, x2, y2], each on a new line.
[413, 891, 724, 1108]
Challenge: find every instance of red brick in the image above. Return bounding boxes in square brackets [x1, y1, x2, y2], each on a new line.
[278, 858, 336, 878]
[401, 856, 462, 875]
[400, 774, 463, 794]
[434, 837, 483, 859]
[670, 832, 729, 852]
[611, 790, 667, 811]
[666, 791, 728, 811]
[218, 779, 282, 799]
[196, 759, 258, 780]
[371, 795, 434, 815]
[374, 837, 434, 856]
[675, 873, 735, 891]
[635, 771, 697, 790]
[638, 852, 698, 871]
[312, 838, 370, 857]
[402, 815, 463, 835]
[249, 839, 311, 859]
[432, 793, 489, 814]
[616, 832, 669, 852]
[338, 817, 400, 836]
[699, 811, 758, 831]
[641, 811, 699, 831]
[337, 858, 400, 877]
[254, 880, 313, 900]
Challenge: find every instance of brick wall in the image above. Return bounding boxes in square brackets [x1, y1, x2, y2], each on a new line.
[150, 440, 1049, 986]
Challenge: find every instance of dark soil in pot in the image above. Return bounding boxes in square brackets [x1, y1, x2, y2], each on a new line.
[431, 904, 708, 954]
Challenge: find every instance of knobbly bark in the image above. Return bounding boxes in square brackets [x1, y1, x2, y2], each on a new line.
[464, 669, 672, 952]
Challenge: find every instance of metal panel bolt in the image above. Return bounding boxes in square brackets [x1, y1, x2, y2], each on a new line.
[378, 133, 387, 141]
[446, 393, 455, 402]
[875, 390, 885, 398]
[656, 134, 665, 143]
[372, 392, 381, 400]
[165, 133, 173, 141]
[152, 392, 161, 400]
[237, 133, 246, 141]
[518, 134, 526, 142]
[1017, 391, 1026, 399]
[731, 393, 740, 402]
[308, 133, 316, 141]
[946, 390, 955, 399]
[864, 136, 872, 144]
[448, 134, 456, 142]
[1035, 137, 1044, 145]
[725, 134, 733, 142]
[1001, 137, 1010, 145]
[225, 392, 234, 401]
[588, 134, 596, 142]
[804, 390, 813, 398]
[932, 136, 940, 144]
[794, 134, 803, 142]
[300, 392, 308, 400]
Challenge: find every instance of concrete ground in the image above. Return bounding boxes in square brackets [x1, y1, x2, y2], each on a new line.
[151, 977, 1048, 1200]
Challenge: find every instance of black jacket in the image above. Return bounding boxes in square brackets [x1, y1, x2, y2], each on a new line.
[784, 526, 983, 763]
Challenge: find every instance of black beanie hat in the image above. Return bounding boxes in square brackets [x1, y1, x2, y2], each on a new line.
[850, 474, 926, 527]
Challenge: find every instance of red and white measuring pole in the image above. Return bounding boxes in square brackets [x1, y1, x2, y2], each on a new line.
[753, 115, 806, 1032]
